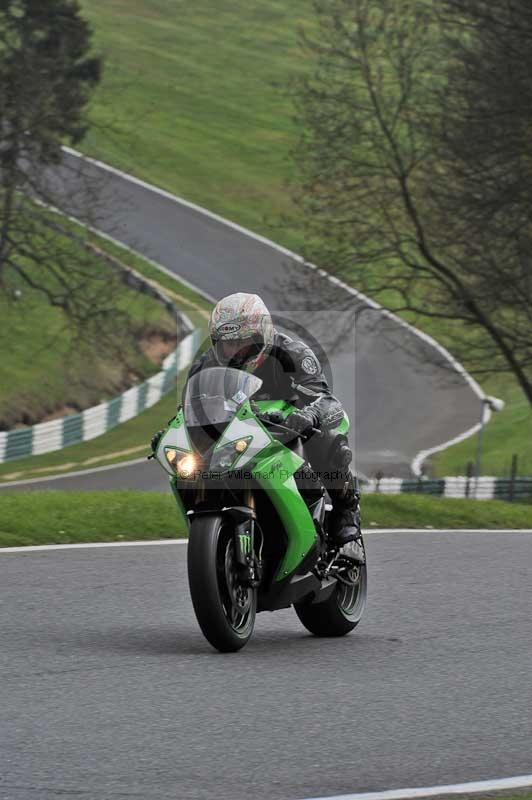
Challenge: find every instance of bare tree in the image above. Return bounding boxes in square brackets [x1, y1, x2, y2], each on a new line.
[0, 0, 122, 336]
[293, 0, 532, 403]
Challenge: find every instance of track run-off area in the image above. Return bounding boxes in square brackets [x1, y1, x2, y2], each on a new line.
[1, 531, 531, 800]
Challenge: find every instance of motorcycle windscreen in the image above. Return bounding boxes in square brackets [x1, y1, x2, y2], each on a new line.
[183, 366, 263, 428]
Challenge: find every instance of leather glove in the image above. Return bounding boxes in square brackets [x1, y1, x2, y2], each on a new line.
[285, 409, 318, 436]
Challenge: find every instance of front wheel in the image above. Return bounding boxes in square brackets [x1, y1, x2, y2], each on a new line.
[187, 514, 256, 652]
[294, 539, 367, 637]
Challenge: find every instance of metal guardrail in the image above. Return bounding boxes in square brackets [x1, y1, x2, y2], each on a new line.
[362, 476, 532, 502]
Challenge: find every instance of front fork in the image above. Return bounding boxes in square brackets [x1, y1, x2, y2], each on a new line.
[224, 503, 263, 587]
[234, 518, 257, 584]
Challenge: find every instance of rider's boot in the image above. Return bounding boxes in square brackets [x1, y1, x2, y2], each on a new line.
[328, 471, 362, 547]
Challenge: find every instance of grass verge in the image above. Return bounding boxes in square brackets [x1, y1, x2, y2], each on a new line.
[431, 373, 532, 477]
[468, 795, 532, 800]
[362, 493, 532, 530]
[0, 491, 530, 548]
[0, 490, 186, 547]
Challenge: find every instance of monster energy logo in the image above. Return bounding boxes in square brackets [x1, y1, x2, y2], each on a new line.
[238, 533, 251, 554]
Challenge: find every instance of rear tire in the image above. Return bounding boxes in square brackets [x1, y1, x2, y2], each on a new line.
[187, 514, 256, 652]
[294, 539, 367, 637]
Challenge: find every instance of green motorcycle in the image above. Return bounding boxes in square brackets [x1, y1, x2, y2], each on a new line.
[153, 366, 367, 652]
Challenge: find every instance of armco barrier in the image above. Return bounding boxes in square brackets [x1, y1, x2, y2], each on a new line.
[362, 476, 532, 502]
[0, 328, 204, 463]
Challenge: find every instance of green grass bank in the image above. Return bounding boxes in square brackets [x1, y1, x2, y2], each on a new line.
[0, 238, 176, 430]
[431, 374, 532, 477]
[80, 0, 309, 251]
[0, 230, 211, 482]
[0, 491, 530, 548]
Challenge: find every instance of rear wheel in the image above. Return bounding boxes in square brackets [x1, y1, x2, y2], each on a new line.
[294, 538, 367, 637]
[187, 514, 256, 652]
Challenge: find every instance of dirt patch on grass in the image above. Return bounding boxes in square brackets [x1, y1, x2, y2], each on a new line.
[40, 405, 82, 423]
[139, 329, 177, 364]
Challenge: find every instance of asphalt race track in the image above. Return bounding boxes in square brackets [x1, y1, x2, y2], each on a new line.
[1, 532, 531, 800]
[38, 150, 481, 487]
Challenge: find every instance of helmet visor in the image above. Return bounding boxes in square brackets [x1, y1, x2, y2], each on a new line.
[213, 335, 265, 369]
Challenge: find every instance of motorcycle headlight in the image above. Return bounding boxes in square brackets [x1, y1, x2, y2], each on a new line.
[165, 448, 198, 479]
[210, 437, 252, 472]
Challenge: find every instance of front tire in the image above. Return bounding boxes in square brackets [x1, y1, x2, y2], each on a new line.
[294, 539, 367, 637]
[187, 514, 256, 652]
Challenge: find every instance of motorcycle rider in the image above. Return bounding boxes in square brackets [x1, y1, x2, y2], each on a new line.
[153, 292, 361, 546]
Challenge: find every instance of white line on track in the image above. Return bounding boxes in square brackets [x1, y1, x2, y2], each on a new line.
[1, 529, 531, 554]
[365, 528, 532, 534]
[63, 147, 490, 477]
[302, 773, 532, 800]
[0, 457, 149, 489]
[0, 539, 187, 554]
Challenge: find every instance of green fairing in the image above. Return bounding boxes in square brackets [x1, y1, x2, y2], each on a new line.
[166, 398, 318, 580]
[170, 477, 188, 528]
[252, 445, 317, 581]
[236, 400, 256, 422]
[332, 411, 350, 435]
[231, 399, 317, 580]
[166, 412, 189, 525]
[169, 409, 193, 449]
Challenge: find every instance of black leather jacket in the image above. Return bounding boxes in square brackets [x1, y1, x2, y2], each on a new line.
[188, 331, 344, 429]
